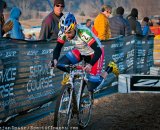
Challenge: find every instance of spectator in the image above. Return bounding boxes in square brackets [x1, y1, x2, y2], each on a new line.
[6, 7, 24, 39]
[141, 17, 151, 36]
[127, 8, 142, 35]
[0, 0, 13, 38]
[39, 0, 65, 40]
[148, 19, 153, 26]
[157, 18, 160, 26]
[85, 19, 92, 29]
[32, 33, 37, 40]
[93, 5, 112, 41]
[109, 6, 131, 37]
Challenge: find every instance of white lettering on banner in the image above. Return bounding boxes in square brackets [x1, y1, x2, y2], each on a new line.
[29, 64, 50, 78]
[0, 51, 17, 58]
[118, 62, 125, 72]
[26, 64, 54, 94]
[0, 67, 16, 82]
[126, 50, 134, 59]
[142, 41, 146, 44]
[27, 50, 39, 56]
[148, 49, 153, 55]
[111, 43, 123, 48]
[63, 46, 74, 51]
[137, 49, 146, 56]
[27, 76, 53, 92]
[0, 83, 14, 98]
[27, 49, 53, 56]
[0, 67, 16, 98]
[137, 57, 145, 64]
[41, 49, 53, 55]
[126, 58, 134, 68]
[0, 98, 16, 109]
[112, 52, 124, 62]
[131, 40, 135, 44]
[5, 51, 17, 58]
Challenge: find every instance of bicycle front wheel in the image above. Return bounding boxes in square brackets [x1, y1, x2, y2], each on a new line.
[78, 82, 93, 128]
[54, 85, 73, 129]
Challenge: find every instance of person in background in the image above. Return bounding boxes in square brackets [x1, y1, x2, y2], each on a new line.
[157, 18, 160, 26]
[93, 5, 112, 41]
[32, 33, 37, 40]
[127, 8, 142, 35]
[141, 17, 151, 36]
[0, 0, 13, 38]
[6, 7, 24, 39]
[39, 0, 65, 40]
[148, 19, 153, 26]
[85, 19, 92, 29]
[109, 6, 131, 37]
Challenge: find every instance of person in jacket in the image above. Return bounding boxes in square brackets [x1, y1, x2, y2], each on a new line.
[109, 6, 131, 37]
[0, 0, 13, 38]
[127, 8, 142, 35]
[6, 7, 24, 39]
[141, 17, 151, 36]
[85, 19, 92, 29]
[93, 5, 112, 41]
[39, 0, 64, 40]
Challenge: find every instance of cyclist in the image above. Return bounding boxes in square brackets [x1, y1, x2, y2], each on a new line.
[51, 12, 118, 92]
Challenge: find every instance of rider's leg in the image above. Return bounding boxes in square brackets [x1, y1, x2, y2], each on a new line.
[86, 47, 104, 92]
[57, 49, 82, 72]
[101, 61, 119, 79]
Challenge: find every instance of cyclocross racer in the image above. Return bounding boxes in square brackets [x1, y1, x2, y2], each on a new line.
[51, 12, 118, 92]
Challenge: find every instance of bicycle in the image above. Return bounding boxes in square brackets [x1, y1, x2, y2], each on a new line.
[53, 61, 119, 129]
[54, 63, 93, 129]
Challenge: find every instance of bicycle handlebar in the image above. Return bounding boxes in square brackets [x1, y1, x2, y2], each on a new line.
[59, 64, 84, 70]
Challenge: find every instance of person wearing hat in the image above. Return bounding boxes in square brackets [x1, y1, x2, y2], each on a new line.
[93, 5, 112, 41]
[109, 6, 131, 37]
[127, 8, 142, 35]
[39, 0, 65, 40]
[141, 17, 152, 36]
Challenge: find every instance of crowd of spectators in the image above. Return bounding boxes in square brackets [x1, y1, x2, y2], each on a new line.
[0, 0, 155, 41]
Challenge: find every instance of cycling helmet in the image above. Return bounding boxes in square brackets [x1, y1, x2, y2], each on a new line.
[59, 12, 76, 32]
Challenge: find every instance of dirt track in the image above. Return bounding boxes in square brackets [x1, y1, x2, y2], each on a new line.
[29, 93, 160, 130]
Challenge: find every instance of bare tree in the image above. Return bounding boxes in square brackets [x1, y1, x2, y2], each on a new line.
[14, 0, 31, 19]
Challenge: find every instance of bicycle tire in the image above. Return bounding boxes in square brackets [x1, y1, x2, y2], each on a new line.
[78, 81, 93, 128]
[54, 84, 73, 129]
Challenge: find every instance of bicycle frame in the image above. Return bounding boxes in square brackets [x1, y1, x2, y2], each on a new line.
[63, 64, 87, 112]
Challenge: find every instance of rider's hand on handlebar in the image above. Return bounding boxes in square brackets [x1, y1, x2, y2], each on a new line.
[84, 64, 92, 73]
[51, 59, 58, 68]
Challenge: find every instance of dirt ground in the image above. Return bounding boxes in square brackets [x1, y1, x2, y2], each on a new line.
[28, 93, 160, 130]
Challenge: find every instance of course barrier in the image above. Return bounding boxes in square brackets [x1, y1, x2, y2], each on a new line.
[0, 34, 154, 126]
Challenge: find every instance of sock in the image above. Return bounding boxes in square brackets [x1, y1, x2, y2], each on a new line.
[105, 66, 113, 74]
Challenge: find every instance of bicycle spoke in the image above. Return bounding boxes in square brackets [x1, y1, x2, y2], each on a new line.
[78, 84, 93, 128]
[54, 85, 73, 129]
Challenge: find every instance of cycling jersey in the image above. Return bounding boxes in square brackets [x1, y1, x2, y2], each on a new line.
[52, 24, 105, 91]
[53, 24, 102, 66]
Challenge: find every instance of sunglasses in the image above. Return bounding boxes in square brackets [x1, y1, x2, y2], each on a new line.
[56, 4, 64, 8]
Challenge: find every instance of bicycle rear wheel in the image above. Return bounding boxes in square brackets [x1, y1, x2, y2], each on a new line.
[78, 82, 93, 128]
[54, 85, 73, 129]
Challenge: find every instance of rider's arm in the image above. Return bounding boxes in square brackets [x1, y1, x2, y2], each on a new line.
[89, 41, 102, 66]
[52, 31, 66, 60]
[52, 42, 64, 60]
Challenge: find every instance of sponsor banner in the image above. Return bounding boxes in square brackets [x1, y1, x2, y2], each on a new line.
[0, 35, 154, 124]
